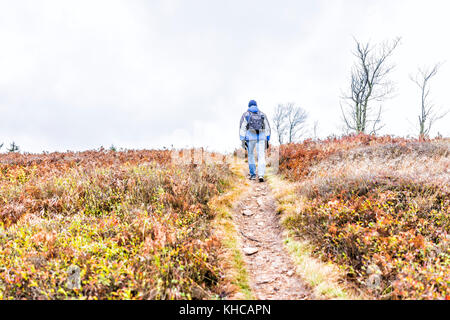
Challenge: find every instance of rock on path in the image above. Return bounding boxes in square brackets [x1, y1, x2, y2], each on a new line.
[234, 177, 312, 300]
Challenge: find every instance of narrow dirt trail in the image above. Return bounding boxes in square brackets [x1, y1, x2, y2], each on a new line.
[234, 170, 313, 300]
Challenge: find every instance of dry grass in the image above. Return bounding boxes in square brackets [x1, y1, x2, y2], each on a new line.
[267, 171, 364, 300]
[278, 135, 450, 300]
[0, 149, 234, 300]
[209, 160, 254, 300]
[307, 140, 450, 195]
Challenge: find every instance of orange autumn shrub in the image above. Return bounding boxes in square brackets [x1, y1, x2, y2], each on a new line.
[280, 134, 450, 299]
[0, 149, 232, 300]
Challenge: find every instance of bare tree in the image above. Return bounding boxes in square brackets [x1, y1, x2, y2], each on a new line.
[285, 103, 308, 143]
[272, 104, 288, 144]
[410, 63, 448, 138]
[7, 142, 19, 153]
[341, 37, 401, 134]
[272, 103, 308, 144]
[312, 120, 320, 140]
[0, 143, 3, 150]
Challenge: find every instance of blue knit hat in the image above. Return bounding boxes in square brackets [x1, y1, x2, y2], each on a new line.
[248, 100, 257, 108]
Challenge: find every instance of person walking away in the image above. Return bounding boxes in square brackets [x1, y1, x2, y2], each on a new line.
[239, 100, 271, 182]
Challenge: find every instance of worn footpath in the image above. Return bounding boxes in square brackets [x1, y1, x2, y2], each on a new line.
[233, 169, 313, 300]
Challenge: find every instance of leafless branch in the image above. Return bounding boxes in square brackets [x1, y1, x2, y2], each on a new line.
[341, 37, 401, 134]
[410, 62, 448, 138]
[272, 104, 289, 145]
[313, 120, 319, 140]
[273, 103, 308, 144]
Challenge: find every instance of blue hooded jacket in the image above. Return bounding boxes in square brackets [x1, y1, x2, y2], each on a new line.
[239, 102, 271, 142]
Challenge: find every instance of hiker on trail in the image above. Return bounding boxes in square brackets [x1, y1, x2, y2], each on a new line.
[239, 100, 271, 182]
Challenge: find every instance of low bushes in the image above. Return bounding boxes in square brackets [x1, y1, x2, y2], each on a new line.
[279, 135, 450, 299]
[0, 150, 232, 300]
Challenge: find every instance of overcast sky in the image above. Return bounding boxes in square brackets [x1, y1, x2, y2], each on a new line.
[0, 0, 449, 153]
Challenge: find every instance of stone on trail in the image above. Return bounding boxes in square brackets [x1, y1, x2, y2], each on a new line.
[366, 274, 382, 291]
[256, 278, 273, 285]
[243, 247, 259, 256]
[257, 199, 264, 207]
[242, 209, 254, 216]
[287, 270, 295, 277]
[366, 264, 381, 275]
[66, 265, 81, 290]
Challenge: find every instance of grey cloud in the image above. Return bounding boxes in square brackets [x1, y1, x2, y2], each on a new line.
[0, 0, 449, 153]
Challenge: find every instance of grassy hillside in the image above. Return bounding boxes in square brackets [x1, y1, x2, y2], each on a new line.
[278, 135, 449, 300]
[1, 137, 448, 300]
[0, 150, 233, 299]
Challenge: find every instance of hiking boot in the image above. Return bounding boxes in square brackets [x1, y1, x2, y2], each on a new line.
[249, 175, 257, 181]
[259, 176, 265, 183]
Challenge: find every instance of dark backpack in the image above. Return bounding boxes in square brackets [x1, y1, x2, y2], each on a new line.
[246, 111, 265, 132]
